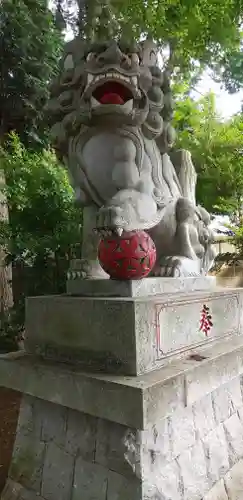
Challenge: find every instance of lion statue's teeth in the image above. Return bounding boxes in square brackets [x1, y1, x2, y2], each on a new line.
[91, 97, 100, 108]
[123, 99, 133, 111]
[87, 74, 94, 84]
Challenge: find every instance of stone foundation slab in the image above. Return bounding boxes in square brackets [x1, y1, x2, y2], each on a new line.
[2, 344, 243, 499]
[1, 335, 243, 429]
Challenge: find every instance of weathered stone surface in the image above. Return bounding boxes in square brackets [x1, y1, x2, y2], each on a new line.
[25, 295, 139, 375]
[141, 417, 172, 470]
[5, 366, 243, 500]
[16, 395, 42, 439]
[170, 406, 195, 458]
[224, 459, 243, 499]
[41, 400, 67, 446]
[72, 459, 108, 500]
[19, 490, 45, 500]
[2, 338, 243, 431]
[41, 443, 74, 500]
[144, 460, 183, 500]
[66, 276, 216, 297]
[1, 479, 46, 500]
[212, 379, 242, 424]
[25, 288, 243, 376]
[141, 420, 175, 493]
[16, 396, 33, 434]
[185, 348, 242, 406]
[9, 433, 45, 493]
[1, 479, 24, 500]
[0, 353, 144, 428]
[4, 266, 243, 500]
[143, 373, 185, 424]
[237, 405, 243, 424]
[178, 441, 209, 500]
[65, 409, 97, 459]
[203, 480, 228, 500]
[202, 425, 229, 483]
[192, 393, 215, 439]
[96, 419, 140, 477]
[107, 471, 141, 500]
[223, 413, 243, 465]
[240, 375, 243, 398]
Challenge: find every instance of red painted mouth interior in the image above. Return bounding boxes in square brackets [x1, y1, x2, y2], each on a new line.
[93, 82, 133, 105]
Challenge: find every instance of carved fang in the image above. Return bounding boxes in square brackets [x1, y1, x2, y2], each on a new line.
[91, 96, 101, 108]
[87, 74, 94, 84]
[123, 99, 134, 111]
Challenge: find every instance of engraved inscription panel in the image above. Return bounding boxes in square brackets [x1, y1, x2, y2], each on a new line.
[156, 293, 240, 357]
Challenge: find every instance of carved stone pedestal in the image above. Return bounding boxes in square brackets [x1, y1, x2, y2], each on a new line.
[25, 277, 241, 375]
[2, 278, 243, 499]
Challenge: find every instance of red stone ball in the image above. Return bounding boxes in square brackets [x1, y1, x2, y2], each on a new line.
[98, 230, 156, 280]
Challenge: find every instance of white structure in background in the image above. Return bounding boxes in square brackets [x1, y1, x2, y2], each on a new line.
[210, 215, 236, 256]
[210, 215, 235, 237]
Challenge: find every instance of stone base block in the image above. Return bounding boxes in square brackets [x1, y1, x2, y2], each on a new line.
[25, 286, 243, 375]
[1, 335, 243, 429]
[66, 276, 216, 297]
[2, 338, 243, 500]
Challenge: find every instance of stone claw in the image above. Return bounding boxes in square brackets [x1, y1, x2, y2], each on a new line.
[98, 229, 114, 238]
[96, 205, 126, 235]
[80, 271, 88, 278]
[115, 227, 123, 237]
[152, 256, 200, 278]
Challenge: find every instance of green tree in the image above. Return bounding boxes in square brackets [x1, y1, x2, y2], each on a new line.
[117, 0, 243, 69]
[173, 88, 243, 218]
[0, 0, 64, 322]
[55, 0, 243, 86]
[210, 36, 243, 93]
[0, 133, 81, 352]
[0, 0, 64, 147]
[0, 134, 80, 260]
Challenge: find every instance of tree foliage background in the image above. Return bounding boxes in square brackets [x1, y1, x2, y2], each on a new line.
[0, 0, 73, 350]
[0, 133, 81, 351]
[173, 85, 243, 219]
[0, 134, 80, 261]
[0, 0, 64, 147]
[53, 0, 243, 90]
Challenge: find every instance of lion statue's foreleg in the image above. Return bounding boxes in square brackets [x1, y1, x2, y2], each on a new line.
[149, 198, 215, 278]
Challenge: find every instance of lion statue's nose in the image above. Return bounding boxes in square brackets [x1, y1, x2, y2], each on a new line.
[97, 42, 124, 66]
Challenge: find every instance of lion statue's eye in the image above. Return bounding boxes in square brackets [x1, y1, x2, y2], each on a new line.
[130, 53, 140, 65]
[86, 53, 94, 62]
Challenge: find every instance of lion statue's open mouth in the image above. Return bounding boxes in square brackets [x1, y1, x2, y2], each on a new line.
[84, 71, 146, 116]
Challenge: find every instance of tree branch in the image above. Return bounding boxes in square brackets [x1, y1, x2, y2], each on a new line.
[166, 40, 176, 75]
[77, 0, 87, 36]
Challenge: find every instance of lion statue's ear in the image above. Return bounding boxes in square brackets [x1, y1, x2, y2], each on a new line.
[140, 38, 158, 67]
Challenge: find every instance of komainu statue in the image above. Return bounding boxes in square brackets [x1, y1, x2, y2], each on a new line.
[46, 36, 215, 278]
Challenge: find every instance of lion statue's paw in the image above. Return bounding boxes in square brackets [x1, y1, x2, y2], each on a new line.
[153, 256, 200, 278]
[96, 189, 159, 235]
[97, 205, 126, 236]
